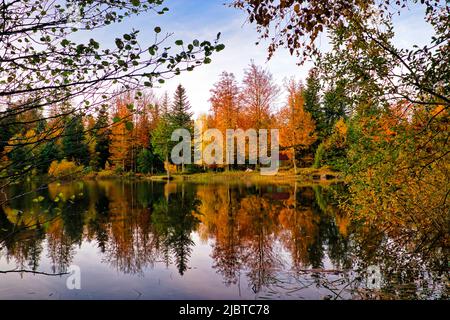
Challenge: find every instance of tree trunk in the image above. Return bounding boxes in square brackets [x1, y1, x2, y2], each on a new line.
[166, 153, 170, 180]
[292, 147, 297, 175]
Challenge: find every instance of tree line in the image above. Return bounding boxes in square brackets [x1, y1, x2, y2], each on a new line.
[0, 60, 353, 179]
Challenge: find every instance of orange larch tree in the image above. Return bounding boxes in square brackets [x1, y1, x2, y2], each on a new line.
[209, 72, 241, 169]
[278, 79, 317, 173]
[240, 62, 279, 131]
[109, 95, 134, 171]
[240, 62, 279, 168]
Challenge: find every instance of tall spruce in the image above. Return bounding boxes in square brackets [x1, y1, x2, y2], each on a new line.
[62, 114, 89, 165]
[170, 85, 193, 173]
[171, 84, 193, 130]
[303, 69, 325, 140]
[93, 105, 112, 170]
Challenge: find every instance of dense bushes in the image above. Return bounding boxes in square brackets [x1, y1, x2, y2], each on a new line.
[313, 118, 349, 171]
[48, 159, 84, 179]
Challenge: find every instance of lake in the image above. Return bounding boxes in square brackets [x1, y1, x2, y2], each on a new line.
[0, 179, 447, 299]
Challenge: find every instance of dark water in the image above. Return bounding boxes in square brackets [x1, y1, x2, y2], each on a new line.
[0, 180, 447, 300]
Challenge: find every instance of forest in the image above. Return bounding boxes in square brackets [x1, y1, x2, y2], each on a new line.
[0, 62, 346, 179]
[0, 0, 448, 301]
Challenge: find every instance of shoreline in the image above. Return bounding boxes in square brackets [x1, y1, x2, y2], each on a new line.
[87, 168, 343, 185]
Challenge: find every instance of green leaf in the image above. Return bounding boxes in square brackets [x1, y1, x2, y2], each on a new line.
[175, 40, 183, 46]
[131, 0, 140, 6]
[154, 27, 161, 34]
[125, 121, 134, 131]
[115, 38, 124, 49]
[215, 44, 225, 52]
[113, 116, 121, 123]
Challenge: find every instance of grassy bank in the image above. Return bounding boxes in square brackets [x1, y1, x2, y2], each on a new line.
[146, 168, 343, 184]
[82, 168, 343, 185]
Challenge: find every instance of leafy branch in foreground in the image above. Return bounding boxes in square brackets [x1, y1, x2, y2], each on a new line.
[0, 0, 225, 183]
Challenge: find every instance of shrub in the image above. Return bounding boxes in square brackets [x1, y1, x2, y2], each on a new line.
[114, 166, 124, 174]
[48, 159, 84, 179]
[97, 170, 117, 179]
[164, 161, 177, 174]
[185, 164, 204, 174]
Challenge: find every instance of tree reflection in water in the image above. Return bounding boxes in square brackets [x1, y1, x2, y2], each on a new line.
[0, 180, 447, 299]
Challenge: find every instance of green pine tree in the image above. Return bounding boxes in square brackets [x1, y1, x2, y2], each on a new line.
[322, 80, 348, 137]
[303, 68, 325, 140]
[93, 105, 111, 170]
[62, 114, 89, 165]
[170, 84, 193, 130]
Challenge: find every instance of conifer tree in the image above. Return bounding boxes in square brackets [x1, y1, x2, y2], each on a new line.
[62, 114, 89, 165]
[93, 105, 112, 170]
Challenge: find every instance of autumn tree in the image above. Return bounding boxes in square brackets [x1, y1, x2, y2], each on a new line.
[278, 79, 317, 173]
[109, 97, 134, 171]
[240, 63, 279, 168]
[210, 72, 240, 129]
[241, 63, 279, 130]
[135, 107, 151, 151]
[209, 72, 241, 169]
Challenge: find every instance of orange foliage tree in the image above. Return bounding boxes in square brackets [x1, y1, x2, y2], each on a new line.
[278, 79, 317, 173]
[109, 95, 134, 171]
[240, 62, 279, 168]
[209, 72, 241, 169]
[240, 62, 279, 131]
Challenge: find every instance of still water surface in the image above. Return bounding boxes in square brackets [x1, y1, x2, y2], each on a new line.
[0, 180, 447, 299]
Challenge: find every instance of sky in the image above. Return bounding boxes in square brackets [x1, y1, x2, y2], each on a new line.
[87, 0, 435, 117]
